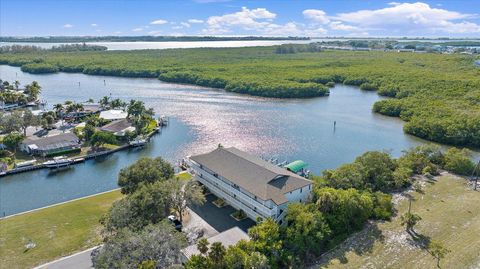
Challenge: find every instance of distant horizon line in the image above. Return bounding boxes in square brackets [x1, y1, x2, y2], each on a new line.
[1, 35, 480, 40]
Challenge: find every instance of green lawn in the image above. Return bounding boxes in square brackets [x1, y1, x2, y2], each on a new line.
[315, 174, 480, 269]
[176, 171, 192, 181]
[0, 190, 123, 269]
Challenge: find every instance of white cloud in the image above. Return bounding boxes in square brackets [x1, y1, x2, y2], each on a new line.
[132, 27, 143, 32]
[303, 9, 330, 24]
[188, 19, 204, 24]
[328, 21, 361, 32]
[302, 2, 480, 35]
[114, 31, 122, 35]
[333, 2, 480, 34]
[63, 24, 73, 28]
[203, 7, 279, 34]
[91, 23, 98, 27]
[181, 22, 191, 28]
[150, 19, 168, 25]
[263, 22, 302, 36]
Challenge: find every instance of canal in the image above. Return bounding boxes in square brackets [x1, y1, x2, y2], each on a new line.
[0, 65, 457, 216]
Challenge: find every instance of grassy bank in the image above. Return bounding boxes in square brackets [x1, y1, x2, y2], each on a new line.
[0, 47, 479, 147]
[0, 190, 123, 269]
[315, 173, 480, 269]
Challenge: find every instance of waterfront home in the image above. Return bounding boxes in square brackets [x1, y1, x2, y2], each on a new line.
[20, 133, 80, 157]
[64, 103, 102, 120]
[100, 119, 136, 137]
[181, 227, 249, 262]
[99, 109, 128, 121]
[186, 147, 312, 223]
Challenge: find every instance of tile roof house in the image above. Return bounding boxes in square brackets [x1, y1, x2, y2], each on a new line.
[186, 147, 312, 223]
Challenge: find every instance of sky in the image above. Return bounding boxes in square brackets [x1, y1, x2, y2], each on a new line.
[1, 0, 480, 37]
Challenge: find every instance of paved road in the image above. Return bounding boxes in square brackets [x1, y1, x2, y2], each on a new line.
[34, 247, 95, 269]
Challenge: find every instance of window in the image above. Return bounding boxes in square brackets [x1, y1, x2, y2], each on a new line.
[299, 199, 302, 203]
[213, 173, 218, 178]
[300, 188, 303, 193]
[309, 185, 311, 190]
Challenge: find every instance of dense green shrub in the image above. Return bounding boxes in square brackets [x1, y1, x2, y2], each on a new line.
[20, 62, 59, 73]
[443, 148, 475, 175]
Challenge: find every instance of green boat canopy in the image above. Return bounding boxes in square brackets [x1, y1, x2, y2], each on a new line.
[284, 160, 308, 173]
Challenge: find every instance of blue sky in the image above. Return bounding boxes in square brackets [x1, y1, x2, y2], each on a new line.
[1, 0, 480, 37]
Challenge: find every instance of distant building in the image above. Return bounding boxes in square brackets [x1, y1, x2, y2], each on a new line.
[100, 119, 136, 136]
[20, 133, 80, 157]
[186, 147, 312, 223]
[181, 227, 249, 262]
[99, 109, 128, 121]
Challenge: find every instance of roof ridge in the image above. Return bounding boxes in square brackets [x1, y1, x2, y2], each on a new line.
[223, 147, 287, 177]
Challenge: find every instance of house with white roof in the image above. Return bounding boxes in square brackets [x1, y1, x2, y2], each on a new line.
[99, 109, 128, 121]
[186, 146, 313, 223]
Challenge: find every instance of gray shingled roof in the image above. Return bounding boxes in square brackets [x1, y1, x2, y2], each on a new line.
[100, 119, 133, 133]
[22, 133, 80, 151]
[190, 147, 312, 205]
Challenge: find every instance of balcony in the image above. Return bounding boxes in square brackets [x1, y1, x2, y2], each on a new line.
[188, 161, 275, 218]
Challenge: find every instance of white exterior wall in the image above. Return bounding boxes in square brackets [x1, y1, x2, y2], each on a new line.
[187, 157, 312, 223]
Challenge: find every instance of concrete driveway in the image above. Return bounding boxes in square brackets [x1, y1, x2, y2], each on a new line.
[190, 193, 255, 233]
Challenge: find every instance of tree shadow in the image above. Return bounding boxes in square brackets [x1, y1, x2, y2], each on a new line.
[313, 222, 385, 267]
[406, 229, 431, 250]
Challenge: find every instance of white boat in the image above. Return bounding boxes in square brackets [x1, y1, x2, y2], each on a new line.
[43, 156, 73, 168]
[14, 160, 37, 168]
[129, 138, 147, 147]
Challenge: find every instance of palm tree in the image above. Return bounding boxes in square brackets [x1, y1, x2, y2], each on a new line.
[53, 103, 64, 127]
[14, 80, 20, 91]
[99, 96, 110, 108]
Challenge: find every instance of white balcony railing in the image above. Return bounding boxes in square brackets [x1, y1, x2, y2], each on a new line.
[188, 162, 275, 218]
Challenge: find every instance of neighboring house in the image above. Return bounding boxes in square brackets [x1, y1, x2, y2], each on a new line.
[20, 133, 80, 157]
[64, 103, 102, 120]
[181, 227, 249, 262]
[100, 119, 135, 136]
[186, 147, 312, 224]
[99, 109, 128, 121]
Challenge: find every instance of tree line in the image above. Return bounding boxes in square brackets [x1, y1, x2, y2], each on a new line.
[0, 47, 479, 147]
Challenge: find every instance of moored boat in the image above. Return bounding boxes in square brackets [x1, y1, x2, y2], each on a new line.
[43, 156, 73, 168]
[129, 138, 148, 147]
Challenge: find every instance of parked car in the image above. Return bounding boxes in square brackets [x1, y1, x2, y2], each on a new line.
[168, 215, 182, 231]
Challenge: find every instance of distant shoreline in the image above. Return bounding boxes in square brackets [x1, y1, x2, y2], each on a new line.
[0, 36, 310, 43]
